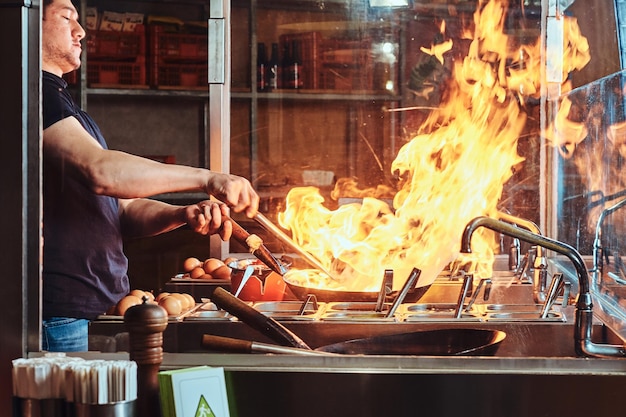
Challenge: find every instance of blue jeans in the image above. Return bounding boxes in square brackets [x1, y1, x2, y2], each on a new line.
[42, 317, 90, 352]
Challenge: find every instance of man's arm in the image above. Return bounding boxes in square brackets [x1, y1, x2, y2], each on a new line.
[43, 116, 259, 216]
[118, 198, 233, 240]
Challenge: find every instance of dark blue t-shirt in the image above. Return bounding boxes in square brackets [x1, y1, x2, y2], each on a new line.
[42, 71, 129, 319]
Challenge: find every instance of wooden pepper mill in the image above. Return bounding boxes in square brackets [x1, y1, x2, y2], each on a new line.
[125, 297, 168, 417]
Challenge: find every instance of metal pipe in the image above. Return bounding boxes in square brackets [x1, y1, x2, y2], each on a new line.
[591, 197, 626, 278]
[461, 216, 626, 358]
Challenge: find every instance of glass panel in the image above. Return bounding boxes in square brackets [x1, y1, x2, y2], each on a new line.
[233, 0, 548, 283]
[550, 70, 626, 339]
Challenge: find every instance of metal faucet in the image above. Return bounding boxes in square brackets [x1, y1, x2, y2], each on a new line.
[497, 211, 547, 303]
[591, 197, 626, 282]
[461, 216, 626, 358]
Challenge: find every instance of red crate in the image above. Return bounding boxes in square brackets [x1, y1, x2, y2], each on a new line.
[87, 60, 147, 87]
[86, 25, 146, 60]
[149, 25, 208, 63]
[152, 63, 207, 88]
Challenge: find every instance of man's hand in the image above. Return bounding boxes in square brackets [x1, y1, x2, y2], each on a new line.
[205, 173, 259, 218]
[185, 200, 233, 241]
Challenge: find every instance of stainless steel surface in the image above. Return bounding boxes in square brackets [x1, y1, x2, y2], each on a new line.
[461, 216, 626, 357]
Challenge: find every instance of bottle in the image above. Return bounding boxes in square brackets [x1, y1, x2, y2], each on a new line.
[285, 40, 304, 89]
[280, 42, 291, 89]
[267, 42, 280, 90]
[257, 43, 268, 91]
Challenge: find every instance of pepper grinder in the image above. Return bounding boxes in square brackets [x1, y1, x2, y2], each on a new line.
[125, 297, 168, 417]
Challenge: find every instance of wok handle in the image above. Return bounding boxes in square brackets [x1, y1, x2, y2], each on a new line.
[202, 334, 254, 353]
[202, 334, 331, 356]
[227, 216, 287, 276]
[207, 287, 312, 350]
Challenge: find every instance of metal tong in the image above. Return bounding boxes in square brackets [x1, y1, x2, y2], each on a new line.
[253, 212, 338, 280]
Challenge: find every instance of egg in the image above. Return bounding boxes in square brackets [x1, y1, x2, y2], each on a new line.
[211, 265, 232, 280]
[116, 295, 142, 316]
[199, 273, 213, 280]
[181, 293, 196, 309]
[169, 293, 191, 310]
[223, 257, 237, 267]
[203, 258, 225, 274]
[183, 257, 203, 272]
[129, 289, 149, 302]
[190, 266, 206, 279]
[155, 292, 170, 302]
[143, 291, 156, 303]
[159, 296, 183, 315]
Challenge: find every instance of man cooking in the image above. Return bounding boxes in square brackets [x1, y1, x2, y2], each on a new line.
[41, 0, 259, 351]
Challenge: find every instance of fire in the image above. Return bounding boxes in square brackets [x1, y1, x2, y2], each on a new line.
[279, 0, 590, 292]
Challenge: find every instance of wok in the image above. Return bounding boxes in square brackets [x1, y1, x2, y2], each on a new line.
[202, 328, 506, 356]
[284, 275, 431, 303]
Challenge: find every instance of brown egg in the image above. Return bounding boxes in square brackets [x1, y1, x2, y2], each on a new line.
[116, 295, 142, 316]
[159, 296, 183, 315]
[183, 257, 203, 272]
[211, 265, 232, 280]
[129, 289, 148, 301]
[199, 273, 213, 280]
[190, 266, 206, 279]
[203, 258, 225, 274]
[169, 293, 191, 310]
[181, 293, 196, 309]
[223, 257, 237, 267]
[143, 291, 156, 303]
[155, 292, 170, 302]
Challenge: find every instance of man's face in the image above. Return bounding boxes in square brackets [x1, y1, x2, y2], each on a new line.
[42, 0, 85, 76]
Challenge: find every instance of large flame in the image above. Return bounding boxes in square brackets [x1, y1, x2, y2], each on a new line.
[279, 0, 589, 292]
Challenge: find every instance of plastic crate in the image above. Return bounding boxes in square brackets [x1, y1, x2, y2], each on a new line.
[152, 63, 207, 88]
[87, 60, 147, 87]
[86, 25, 146, 60]
[149, 25, 208, 63]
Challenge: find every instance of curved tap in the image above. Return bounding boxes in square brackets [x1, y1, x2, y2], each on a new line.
[592, 197, 626, 278]
[461, 216, 626, 358]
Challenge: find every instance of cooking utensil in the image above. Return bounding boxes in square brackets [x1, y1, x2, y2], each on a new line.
[253, 213, 337, 280]
[205, 286, 310, 350]
[202, 334, 336, 356]
[375, 269, 393, 312]
[202, 328, 506, 356]
[229, 258, 287, 301]
[228, 215, 287, 276]
[283, 272, 431, 303]
[454, 274, 473, 318]
[234, 265, 255, 298]
[386, 268, 421, 318]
